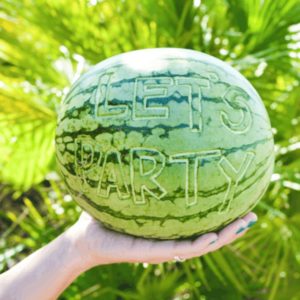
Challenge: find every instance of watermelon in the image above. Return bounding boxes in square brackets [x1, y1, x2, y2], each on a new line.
[55, 48, 274, 239]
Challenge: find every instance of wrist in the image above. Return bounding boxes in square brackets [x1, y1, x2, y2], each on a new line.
[62, 225, 96, 273]
[63, 221, 110, 271]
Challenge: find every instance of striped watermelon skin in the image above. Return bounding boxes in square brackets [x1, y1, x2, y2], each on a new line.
[55, 48, 274, 239]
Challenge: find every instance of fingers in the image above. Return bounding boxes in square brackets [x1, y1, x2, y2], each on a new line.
[206, 212, 257, 253]
[123, 238, 175, 264]
[241, 212, 258, 226]
[171, 233, 218, 260]
[147, 212, 258, 263]
[144, 232, 218, 264]
[91, 211, 257, 265]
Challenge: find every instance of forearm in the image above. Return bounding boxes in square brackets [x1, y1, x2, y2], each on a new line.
[0, 227, 91, 300]
[0, 210, 257, 300]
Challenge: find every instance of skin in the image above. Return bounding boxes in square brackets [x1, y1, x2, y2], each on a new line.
[0, 211, 257, 300]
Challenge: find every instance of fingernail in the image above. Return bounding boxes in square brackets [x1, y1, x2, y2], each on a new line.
[247, 220, 257, 228]
[235, 227, 246, 234]
[209, 239, 217, 245]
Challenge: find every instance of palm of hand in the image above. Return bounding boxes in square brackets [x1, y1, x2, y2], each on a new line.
[70, 211, 257, 267]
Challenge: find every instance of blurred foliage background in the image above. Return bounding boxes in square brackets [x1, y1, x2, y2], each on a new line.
[0, 0, 300, 299]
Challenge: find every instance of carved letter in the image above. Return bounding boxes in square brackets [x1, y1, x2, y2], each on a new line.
[133, 77, 171, 120]
[221, 86, 252, 133]
[93, 72, 128, 119]
[176, 76, 210, 132]
[97, 151, 130, 200]
[75, 137, 102, 192]
[170, 150, 221, 206]
[130, 148, 166, 204]
[218, 152, 254, 213]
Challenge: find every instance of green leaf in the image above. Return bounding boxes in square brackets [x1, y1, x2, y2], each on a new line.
[0, 92, 56, 190]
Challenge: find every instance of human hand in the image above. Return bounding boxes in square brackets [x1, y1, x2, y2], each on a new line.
[67, 211, 257, 269]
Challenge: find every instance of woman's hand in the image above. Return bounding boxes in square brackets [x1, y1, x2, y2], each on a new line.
[67, 211, 257, 268]
[0, 211, 257, 300]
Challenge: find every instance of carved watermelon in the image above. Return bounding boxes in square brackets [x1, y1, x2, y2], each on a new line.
[55, 48, 274, 239]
